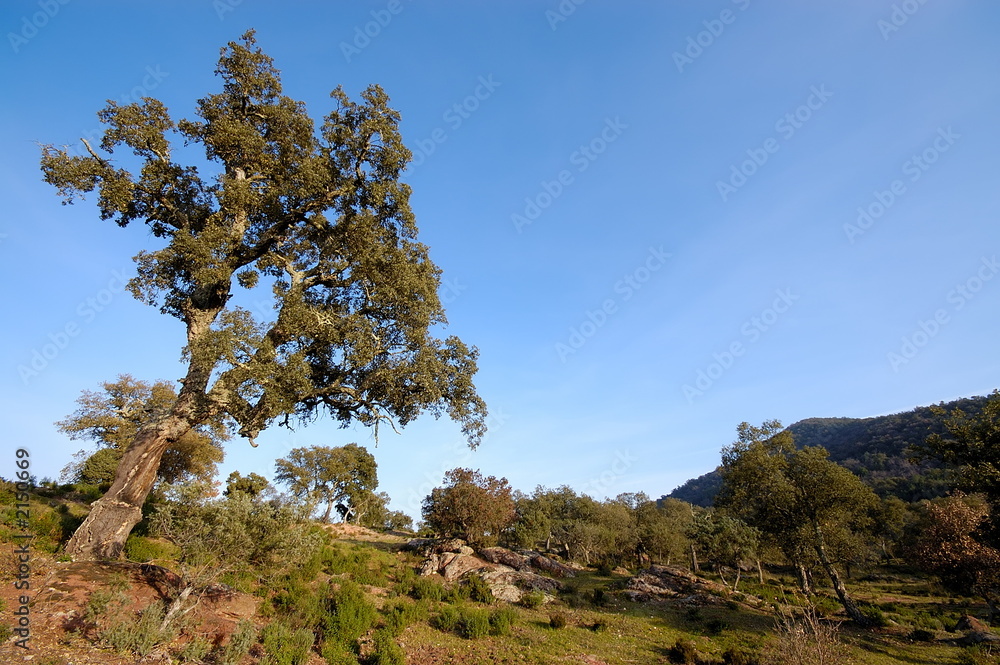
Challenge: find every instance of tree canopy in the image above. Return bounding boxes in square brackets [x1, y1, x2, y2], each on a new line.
[58, 374, 227, 488]
[40, 31, 486, 558]
[274, 444, 378, 523]
[422, 468, 515, 547]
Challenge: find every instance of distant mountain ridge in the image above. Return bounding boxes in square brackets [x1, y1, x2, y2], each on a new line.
[665, 394, 993, 507]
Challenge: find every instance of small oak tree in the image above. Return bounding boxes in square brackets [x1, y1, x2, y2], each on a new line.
[274, 443, 377, 523]
[40, 32, 486, 558]
[58, 374, 226, 489]
[717, 420, 879, 626]
[422, 468, 515, 547]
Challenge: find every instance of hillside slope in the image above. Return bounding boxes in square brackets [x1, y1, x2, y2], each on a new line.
[666, 393, 993, 507]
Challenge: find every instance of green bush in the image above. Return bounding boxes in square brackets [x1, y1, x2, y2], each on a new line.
[549, 612, 567, 629]
[958, 645, 1000, 665]
[102, 602, 175, 657]
[261, 621, 315, 665]
[860, 604, 889, 628]
[488, 607, 518, 636]
[123, 535, 175, 562]
[409, 576, 445, 602]
[465, 574, 494, 604]
[460, 607, 491, 639]
[433, 605, 462, 633]
[667, 639, 698, 664]
[381, 599, 428, 637]
[322, 581, 377, 646]
[320, 641, 360, 665]
[706, 618, 728, 635]
[176, 636, 212, 662]
[370, 629, 406, 665]
[520, 590, 545, 609]
[909, 628, 936, 642]
[216, 619, 257, 665]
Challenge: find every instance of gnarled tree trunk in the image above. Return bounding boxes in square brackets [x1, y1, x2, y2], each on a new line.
[65, 412, 194, 559]
[813, 524, 872, 627]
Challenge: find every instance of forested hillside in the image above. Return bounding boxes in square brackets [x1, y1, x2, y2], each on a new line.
[666, 394, 992, 507]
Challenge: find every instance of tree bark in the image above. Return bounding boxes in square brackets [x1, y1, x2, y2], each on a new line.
[690, 544, 699, 573]
[65, 413, 193, 559]
[795, 560, 813, 596]
[812, 523, 872, 627]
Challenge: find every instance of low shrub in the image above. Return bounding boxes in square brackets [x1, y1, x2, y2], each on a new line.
[101, 602, 175, 657]
[322, 581, 378, 646]
[549, 612, 567, 629]
[369, 629, 406, 665]
[465, 574, 494, 604]
[123, 535, 175, 562]
[909, 628, 936, 642]
[460, 607, 491, 639]
[216, 619, 257, 665]
[433, 605, 462, 633]
[260, 620, 314, 665]
[176, 636, 212, 662]
[723, 645, 760, 665]
[520, 590, 545, 609]
[667, 638, 698, 664]
[488, 607, 518, 636]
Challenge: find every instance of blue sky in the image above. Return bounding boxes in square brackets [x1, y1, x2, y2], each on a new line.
[2, 1, 999, 521]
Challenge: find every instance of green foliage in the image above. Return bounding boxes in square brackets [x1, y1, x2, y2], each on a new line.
[459, 607, 491, 639]
[520, 590, 545, 609]
[274, 444, 378, 522]
[224, 471, 271, 499]
[422, 468, 515, 547]
[101, 602, 175, 657]
[322, 581, 378, 646]
[408, 576, 445, 602]
[260, 620, 315, 665]
[176, 636, 212, 662]
[549, 612, 567, 629]
[488, 607, 517, 636]
[57, 374, 227, 488]
[958, 645, 1000, 665]
[381, 599, 428, 637]
[321, 641, 361, 665]
[667, 638, 698, 664]
[216, 619, 257, 665]
[723, 645, 761, 665]
[433, 605, 462, 633]
[370, 629, 406, 665]
[123, 534, 175, 562]
[465, 573, 494, 604]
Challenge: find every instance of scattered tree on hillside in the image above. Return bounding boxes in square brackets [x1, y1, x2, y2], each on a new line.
[274, 444, 377, 523]
[224, 471, 271, 499]
[58, 374, 226, 491]
[686, 510, 759, 590]
[717, 420, 879, 626]
[40, 31, 487, 558]
[911, 493, 1000, 621]
[915, 390, 1000, 539]
[422, 468, 515, 547]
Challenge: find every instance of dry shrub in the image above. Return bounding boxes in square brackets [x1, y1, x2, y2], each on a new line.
[763, 606, 852, 665]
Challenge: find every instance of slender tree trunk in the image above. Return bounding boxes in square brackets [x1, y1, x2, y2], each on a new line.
[757, 559, 764, 585]
[812, 524, 872, 627]
[734, 566, 742, 591]
[690, 544, 699, 573]
[65, 414, 193, 559]
[795, 560, 813, 596]
[322, 501, 333, 523]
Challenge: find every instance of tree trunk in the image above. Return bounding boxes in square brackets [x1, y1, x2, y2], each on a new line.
[757, 559, 764, 585]
[795, 560, 813, 596]
[812, 524, 872, 627]
[690, 544, 699, 573]
[322, 501, 333, 523]
[66, 414, 192, 559]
